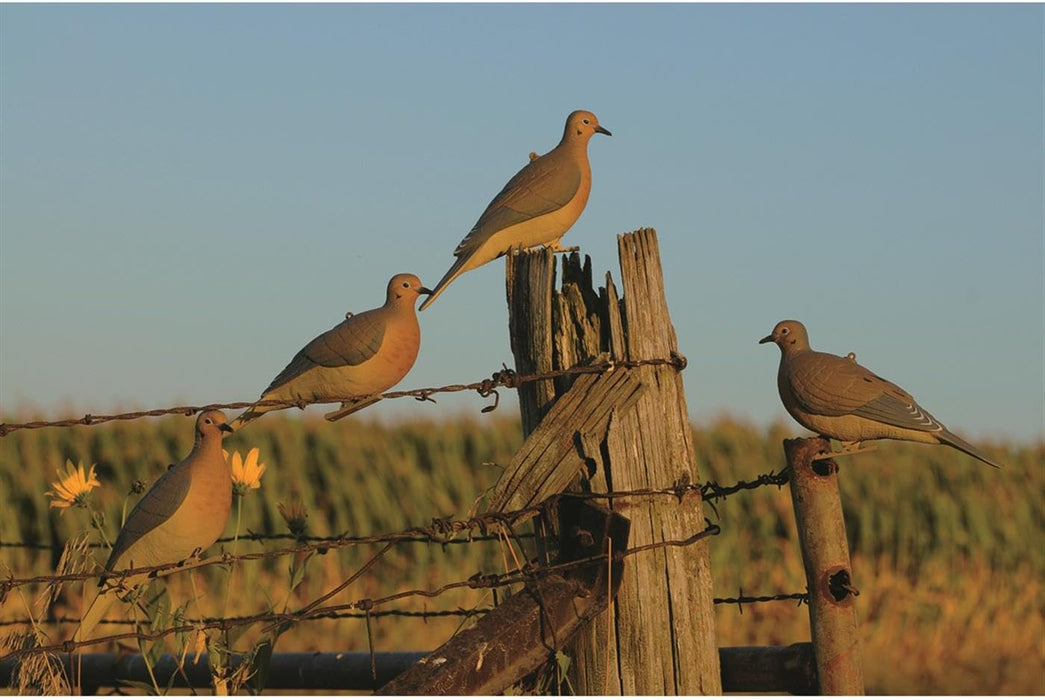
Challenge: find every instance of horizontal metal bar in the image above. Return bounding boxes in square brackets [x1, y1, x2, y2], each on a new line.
[1, 652, 424, 693]
[719, 643, 817, 695]
[2, 644, 815, 694]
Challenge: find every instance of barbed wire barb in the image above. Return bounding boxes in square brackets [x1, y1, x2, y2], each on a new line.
[0, 356, 687, 437]
[1, 517, 721, 660]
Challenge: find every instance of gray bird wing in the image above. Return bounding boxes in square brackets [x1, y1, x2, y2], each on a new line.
[455, 150, 581, 258]
[263, 308, 386, 394]
[787, 351, 885, 416]
[850, 391, 946, 433]
[105, 464, 192, 571]
[789, 351, 944, 432]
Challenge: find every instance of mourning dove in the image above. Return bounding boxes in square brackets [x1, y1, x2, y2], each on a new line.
[760, 320, 1002, 468]
[231, 273, 432, 429]
[73, 410, 233, 643]
[419, 110, 611, 310]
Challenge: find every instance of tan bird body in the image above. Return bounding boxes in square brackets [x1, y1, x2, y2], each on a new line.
[420, 110, 610, 310]
[232, 274, 431, 428]
[73, 410, 233, 644]
[760, 320, 1002, 468]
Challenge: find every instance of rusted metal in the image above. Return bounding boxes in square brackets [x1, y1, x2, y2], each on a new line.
[0, 651, 425, 694]
[718, 642, 818, 695]
[784, 437, 865, 695]
[0, 356, 683, 437]
[2, 644, 818, 694]
[376, 499, 629, 695]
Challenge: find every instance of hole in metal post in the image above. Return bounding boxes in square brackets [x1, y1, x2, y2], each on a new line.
[811, 457, 837, 476]
[827, 568, 860, 602]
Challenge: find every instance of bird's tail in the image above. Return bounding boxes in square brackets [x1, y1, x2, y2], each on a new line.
[72, 586, 118, 645]
[418, 256, 469, 311]
[228, 403, 268, 432]
[940, 429, 1003, 469]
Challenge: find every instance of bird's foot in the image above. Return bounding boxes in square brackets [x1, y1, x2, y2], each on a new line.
[162, 548, 205, 576]
[814, 441, 876, 461]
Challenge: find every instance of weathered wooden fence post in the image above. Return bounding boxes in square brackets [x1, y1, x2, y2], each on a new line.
[784, 437, 865, 695]
[504, 228, 721, 694]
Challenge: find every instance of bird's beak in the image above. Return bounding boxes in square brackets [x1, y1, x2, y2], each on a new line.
[418, 286, 434, 296]
[758, 334, 774, 345]
[219, 423, 234, 434]
[596, 125, 612, 136]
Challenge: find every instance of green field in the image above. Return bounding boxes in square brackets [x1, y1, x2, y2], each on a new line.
[2, 410, 1042, 694]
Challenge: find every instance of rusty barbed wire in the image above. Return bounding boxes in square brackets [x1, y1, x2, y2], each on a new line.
[714, 590, 809, 612]
[0, 353, 815, 677]
[1, 469, 794, 661]
[559, 469, 791, 508]
[0, 355, 687, 437]
[0, 607, 499, 628]
[0, 468, 789, 556]
[0, 585, 810, 631]
[1, 518, 719, 660]
[0, 531, 537, 551]
[4, 472, 741, 593]
[0, 504, 548, 594]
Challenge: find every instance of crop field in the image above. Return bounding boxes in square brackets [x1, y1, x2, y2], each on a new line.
[1, 411, 1042, 694]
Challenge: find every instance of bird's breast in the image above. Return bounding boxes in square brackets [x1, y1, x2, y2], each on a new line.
[274, 318, 420, 401]
[483, 185, 591, 257]
[114, 463, 231, 570]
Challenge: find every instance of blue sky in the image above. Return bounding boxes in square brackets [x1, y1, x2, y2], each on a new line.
[2, 4, 1042, 442]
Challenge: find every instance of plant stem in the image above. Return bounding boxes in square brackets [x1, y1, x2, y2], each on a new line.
[88, 509, 113, 550]
[221, 494, 243, 619]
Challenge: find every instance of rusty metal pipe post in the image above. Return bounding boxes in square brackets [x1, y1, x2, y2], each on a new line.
[784, 437, 865, 695]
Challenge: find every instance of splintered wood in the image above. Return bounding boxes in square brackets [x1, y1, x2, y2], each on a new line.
[501, 229, 721, 695]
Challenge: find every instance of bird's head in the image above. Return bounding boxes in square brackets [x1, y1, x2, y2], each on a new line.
[759, 320, 810, 353]
[197, 409, 233, 439]
[387, 273, 433, 306]
[564, 110, 612, 141]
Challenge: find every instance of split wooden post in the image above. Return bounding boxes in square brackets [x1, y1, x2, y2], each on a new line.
[784, 437, 865, 695]
[377, 499, 630, 696]
[504, 228, 721, 694]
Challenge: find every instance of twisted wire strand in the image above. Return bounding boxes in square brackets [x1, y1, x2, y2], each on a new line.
[0, 356, 687, 437]
[1, 469, 789, 588]
[2, 519, 720, 659]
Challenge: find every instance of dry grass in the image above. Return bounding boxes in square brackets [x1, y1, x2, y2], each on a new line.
[2, 411, 1041, 694]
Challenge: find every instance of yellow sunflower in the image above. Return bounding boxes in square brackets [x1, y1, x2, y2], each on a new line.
[46, 460, 101, 512]
[224, 447, 266, 496]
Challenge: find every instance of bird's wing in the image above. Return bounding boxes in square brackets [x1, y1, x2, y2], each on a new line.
[850, 390, 946, 432]
[788, 351, 944, 432]
[787, 351, 896, 415]
[455, 151, 581, 258]
[105, 465, 192, 571]
[263, 309, 386, 393]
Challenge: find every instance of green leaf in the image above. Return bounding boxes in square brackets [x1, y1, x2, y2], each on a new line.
[555, 650, 571, 681]
[246, 638, 276, 695]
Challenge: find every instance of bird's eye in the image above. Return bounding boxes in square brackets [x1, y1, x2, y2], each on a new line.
[582, 118, 590, 125]
[402, 281, 410, 288]
[780, 327, 790, 336]
[204, 418, 212, 424]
